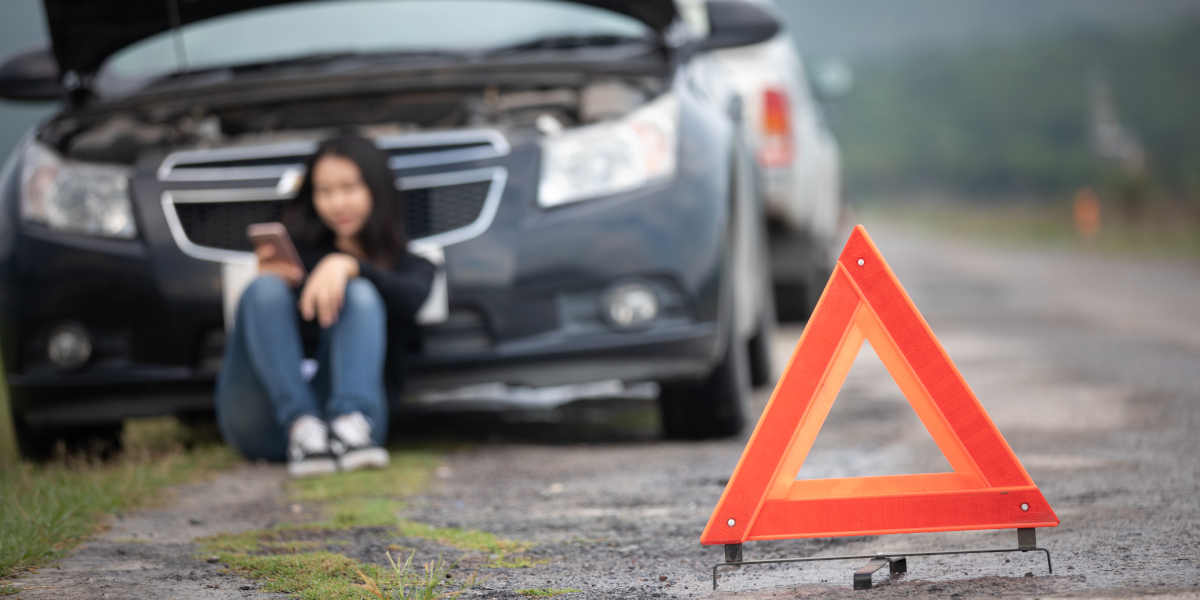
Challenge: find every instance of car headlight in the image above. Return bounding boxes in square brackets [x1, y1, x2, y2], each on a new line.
[20, 142, 136, 238]
[538, 92, 678, 208]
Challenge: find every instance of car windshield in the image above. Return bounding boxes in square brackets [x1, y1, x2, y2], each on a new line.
[96, 0, 653, 94]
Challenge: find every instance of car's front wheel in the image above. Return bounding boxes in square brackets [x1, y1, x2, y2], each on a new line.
[658, 332, 751, 440]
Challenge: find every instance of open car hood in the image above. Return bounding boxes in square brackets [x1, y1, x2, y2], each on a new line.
[42, 0, 680, 76]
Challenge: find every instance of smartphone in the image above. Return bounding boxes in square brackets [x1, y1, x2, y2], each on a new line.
[246, 222, 306, 276]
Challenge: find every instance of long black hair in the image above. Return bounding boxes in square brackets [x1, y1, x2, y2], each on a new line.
[284, 134, 405, 267]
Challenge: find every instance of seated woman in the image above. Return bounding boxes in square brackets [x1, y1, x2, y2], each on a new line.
[216, 134, 435, 477]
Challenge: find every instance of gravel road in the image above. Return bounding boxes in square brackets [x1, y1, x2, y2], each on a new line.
[9, 219, 1200, 598]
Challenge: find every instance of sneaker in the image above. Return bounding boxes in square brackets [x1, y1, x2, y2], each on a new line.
[329, 412, 389, 471]
[287, 415, 337, 477]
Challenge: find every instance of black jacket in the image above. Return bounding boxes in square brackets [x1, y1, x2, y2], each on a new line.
[296, 242, 436, 393]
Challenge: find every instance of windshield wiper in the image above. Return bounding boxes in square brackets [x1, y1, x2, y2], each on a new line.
[483, 33, 658, 56]
[149, 49, 470, 84]
[149, 51, 359, 82]
[249, 49, 470, 69]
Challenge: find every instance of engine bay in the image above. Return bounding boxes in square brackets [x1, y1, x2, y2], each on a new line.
[42, 75, 667, 165]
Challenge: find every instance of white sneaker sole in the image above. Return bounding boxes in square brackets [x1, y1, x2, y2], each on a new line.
[288, 457, 338, 478]
[338, 447, 390, 472]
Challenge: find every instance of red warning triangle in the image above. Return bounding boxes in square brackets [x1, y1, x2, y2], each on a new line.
[701, 225, 1058, 545]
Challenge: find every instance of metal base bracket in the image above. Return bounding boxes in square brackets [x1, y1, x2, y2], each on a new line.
[1018, 527, 1037, 550]
[712, 529, 1052, 590]
[853, 556, 908, 590]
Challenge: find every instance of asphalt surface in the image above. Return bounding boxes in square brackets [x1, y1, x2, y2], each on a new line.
[10, 219, 1200, 598]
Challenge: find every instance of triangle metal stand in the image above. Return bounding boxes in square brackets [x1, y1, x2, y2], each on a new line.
[712, 528, 1052, 590]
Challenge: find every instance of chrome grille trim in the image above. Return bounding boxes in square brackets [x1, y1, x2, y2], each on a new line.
[385, 129, 511, 170]
[164, 187, 291, 204]
[157, 129, 510, 183]
[157, 141, 312, 183]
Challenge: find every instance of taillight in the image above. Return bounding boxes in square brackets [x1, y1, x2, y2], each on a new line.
[759, 87, 794, 168]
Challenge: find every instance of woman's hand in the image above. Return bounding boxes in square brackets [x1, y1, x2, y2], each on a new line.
[299, 253, 360, 328]
[255, 245, 303, 287]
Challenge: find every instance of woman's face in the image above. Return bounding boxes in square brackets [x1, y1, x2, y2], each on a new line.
[312, 154, 373, 240]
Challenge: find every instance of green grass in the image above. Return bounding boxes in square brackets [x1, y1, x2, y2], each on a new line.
[517, 589, 582, 598]
[288, 447, 443, 503]
[0, 419, 239, 578]
[215, 551, 386, 600]
[261, 539, 339, 553]
[394, 520, 527, 555]
[394, 520, 537, 568]
[210, 550, 454, 600]
[200, 527, 460, 600]
[379, 550, 461, 600]
[328, 498, 406, 528]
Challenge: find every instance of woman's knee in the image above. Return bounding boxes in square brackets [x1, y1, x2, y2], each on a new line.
[239, 274, 295, 315]
[343, 278, 385, 317]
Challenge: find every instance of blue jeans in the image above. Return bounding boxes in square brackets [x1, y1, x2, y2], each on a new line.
[215, 275, 388, 461]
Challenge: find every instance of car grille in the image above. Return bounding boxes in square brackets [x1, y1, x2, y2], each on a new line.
[171, 180, 493, 254]
[403, 181, 492, 241]
[174, 200, 284, 253]
[159, 131, 507, 261]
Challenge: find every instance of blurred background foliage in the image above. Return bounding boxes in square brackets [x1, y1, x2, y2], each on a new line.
[776, 0, 1200, 219]
[826, 19, 1200, 207]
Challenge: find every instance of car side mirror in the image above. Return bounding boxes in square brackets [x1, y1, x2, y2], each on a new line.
[0, 47, 63, 102]
[699, 0, 782, 51]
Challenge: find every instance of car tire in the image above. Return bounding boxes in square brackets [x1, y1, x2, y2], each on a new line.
[746, 310, 775, 388]
[658, 331, 751, 440]
[769, 227, 833, 323]
[773, 278, 821, 322]
[747, 253, 778, 389]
